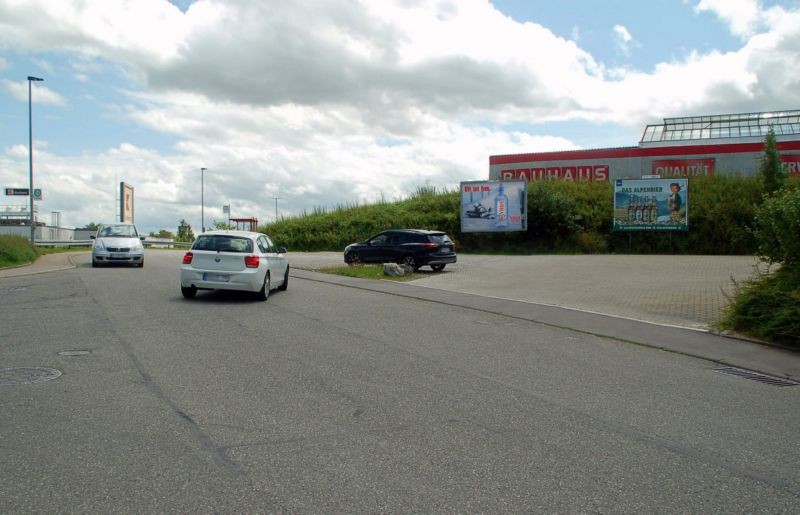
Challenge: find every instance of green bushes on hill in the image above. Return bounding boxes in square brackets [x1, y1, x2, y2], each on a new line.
[266, 177, 764, 256]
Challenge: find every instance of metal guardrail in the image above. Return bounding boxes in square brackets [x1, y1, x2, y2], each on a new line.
[35, 240, 192, 249]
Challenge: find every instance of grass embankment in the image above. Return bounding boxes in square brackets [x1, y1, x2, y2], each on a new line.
[0, 235, 38, 268]
[265, 178, 765, 255]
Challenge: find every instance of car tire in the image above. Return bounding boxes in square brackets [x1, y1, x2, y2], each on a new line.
[431, 264, 446, 272]
[92, 260, 99, 268]
[257, 271, 270, 301]
[278, 265, 289, 291]
[181, 286, 197, 299]
[400, 254, 418, 271]
[345, 251, 360, 265]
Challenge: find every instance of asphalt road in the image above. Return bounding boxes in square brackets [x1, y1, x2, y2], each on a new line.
[1, 251, 799, 512]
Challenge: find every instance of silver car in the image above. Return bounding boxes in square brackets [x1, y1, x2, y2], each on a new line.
[91, 223, 145, 267]
[179, 230, 289, 300]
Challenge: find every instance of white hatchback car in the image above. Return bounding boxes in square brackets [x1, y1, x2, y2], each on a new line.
[179, 230, 289, 300]
[91, 223, 145, 267]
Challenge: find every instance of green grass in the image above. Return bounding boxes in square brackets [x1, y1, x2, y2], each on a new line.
[0, 235, 39, 268]
[317, 264, 423, 282]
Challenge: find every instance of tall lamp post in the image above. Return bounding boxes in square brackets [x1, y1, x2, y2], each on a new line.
[28, 76, 43, 243]
[272, 195, 282, 222]
[200, 167, 207, 233]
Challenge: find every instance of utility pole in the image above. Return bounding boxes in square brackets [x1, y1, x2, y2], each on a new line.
[200, 167, 207, 233]
[272, 196, 282, 222]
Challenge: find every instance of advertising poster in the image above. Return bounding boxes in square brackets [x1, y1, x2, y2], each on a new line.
[613, 178, 688, 231]
[120, 182, 134, 223]
[460, 180, 527, 233]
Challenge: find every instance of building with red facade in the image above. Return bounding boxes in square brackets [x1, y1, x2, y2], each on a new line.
[490, 110, 800, 182]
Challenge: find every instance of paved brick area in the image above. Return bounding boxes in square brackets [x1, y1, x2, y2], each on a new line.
[414, 255, 765, 330]
[287, 252, 764, 330]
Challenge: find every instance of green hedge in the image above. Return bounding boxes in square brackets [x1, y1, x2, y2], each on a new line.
[264, 177, 768, 255]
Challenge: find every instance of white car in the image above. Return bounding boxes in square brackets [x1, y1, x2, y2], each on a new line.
[91, 223, 145, 267]
[179, 230, 289, 300]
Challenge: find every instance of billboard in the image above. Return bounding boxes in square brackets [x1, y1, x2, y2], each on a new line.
[120, 182, 134, 223]
[460, 180, 527, 233]
[613, 178, 688, 231]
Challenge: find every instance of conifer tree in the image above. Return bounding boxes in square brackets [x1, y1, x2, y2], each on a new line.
[756, 127, 786, 194]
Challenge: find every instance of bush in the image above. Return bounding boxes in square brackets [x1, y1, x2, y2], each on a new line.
[753, 186, 800, 266]
[720, 267, 800, 346]
[264, 176, 767, 255]
[0, 235, 38, 267]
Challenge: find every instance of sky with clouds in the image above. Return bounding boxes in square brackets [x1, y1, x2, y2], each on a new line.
[1, 0, 799, 233]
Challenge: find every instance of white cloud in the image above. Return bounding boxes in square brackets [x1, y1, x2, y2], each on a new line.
[694, 0, 763, 37]
[613, 24, 635, 57]
[2, 79, 67, 106]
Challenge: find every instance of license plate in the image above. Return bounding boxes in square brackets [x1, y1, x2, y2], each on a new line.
[203, 272, 229, 282]
[110, 253, 128, 258]
[440, 246, 450, 253]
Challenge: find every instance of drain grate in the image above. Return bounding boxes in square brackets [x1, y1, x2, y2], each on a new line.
[714, 367, 799, 387]
[0, 367, 62, 386]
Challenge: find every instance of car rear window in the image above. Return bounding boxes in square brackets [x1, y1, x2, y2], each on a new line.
[192, 235, 253, 253]
[428, 233, 452, 244]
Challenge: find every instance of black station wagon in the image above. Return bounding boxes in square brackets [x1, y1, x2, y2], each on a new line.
[343, 229, 457, 271]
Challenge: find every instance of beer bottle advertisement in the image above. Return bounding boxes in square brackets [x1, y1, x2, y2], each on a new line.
[612, 178, 688, 232]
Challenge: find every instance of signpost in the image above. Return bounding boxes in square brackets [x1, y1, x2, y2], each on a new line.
[5, 188, 29, 196]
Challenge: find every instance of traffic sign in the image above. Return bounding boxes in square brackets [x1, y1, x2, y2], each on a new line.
[33, 188, 42, 200]
[4, 187, 29, 196]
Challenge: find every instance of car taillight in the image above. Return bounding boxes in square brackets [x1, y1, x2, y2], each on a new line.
[182, 252, 193, 264]
[422, 243, 438, 249]
[245, 255, 260, 268]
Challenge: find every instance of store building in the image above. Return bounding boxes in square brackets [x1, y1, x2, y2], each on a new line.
[490, 110, 800, 182]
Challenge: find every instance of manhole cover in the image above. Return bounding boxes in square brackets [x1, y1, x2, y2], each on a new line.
[0, 367, 62, 386]
[59, 350, 91, 356]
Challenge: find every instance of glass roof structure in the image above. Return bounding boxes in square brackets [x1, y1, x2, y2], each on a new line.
[640, 110, 800, 143]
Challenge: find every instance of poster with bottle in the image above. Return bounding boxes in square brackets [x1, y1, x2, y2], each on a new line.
[460, 180, 527, 233]
[612, 178, 688, 231]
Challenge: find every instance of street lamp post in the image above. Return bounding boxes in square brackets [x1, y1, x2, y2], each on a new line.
[28, 76, 43, 243]
[200, 167, 206, 233]
[272, 195, 282, 222]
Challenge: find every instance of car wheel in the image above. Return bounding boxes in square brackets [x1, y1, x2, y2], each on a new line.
[400, 254, 418, 271]
[138, 258, 144, 268]
[257, 271, 270, 301]
[278, 265, 289, 291]
[431, 264, 446, 272]
[92, 260, 99, 268]
[181, 286, 197, 299]
[345, 251, 360, 265]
